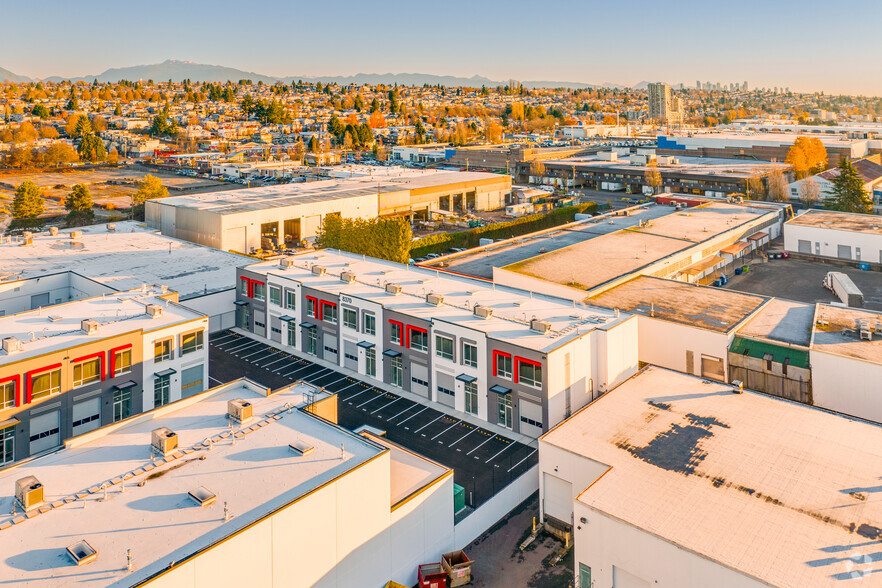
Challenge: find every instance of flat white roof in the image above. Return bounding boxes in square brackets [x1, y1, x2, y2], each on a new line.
[543, 366, 882, 587]
[0, 380, 386, 586]
[545, 153, 790, 178]
[786, 209, 882, 235]
[0, 222, 251, 300]
[660, 131, 864, 148]
[0, 287, 204, 366]
[247, 250, 624, 353]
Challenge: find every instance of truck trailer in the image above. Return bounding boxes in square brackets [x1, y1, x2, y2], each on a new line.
[823, 272, 864, 308]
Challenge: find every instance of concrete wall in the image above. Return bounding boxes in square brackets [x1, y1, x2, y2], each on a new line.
[0, 273, 113, 316]
[784, 222, 882, 263]
[538, 440, 610, 526]
[635, 315, 730, 379]
[810, 350, 882, 423]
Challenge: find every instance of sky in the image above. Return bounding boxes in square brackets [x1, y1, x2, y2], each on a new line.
[2, 0, 880, 96]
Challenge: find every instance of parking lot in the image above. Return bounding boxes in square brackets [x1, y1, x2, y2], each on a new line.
[208, 330, 538, 508]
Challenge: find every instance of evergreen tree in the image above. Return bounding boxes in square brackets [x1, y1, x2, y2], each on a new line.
[828, 159, 873, 213]
[12, 181, 45, 228]
[64, 183, 94, 226]
[78, 134, 107, 162]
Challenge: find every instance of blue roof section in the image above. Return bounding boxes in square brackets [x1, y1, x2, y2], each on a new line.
[657, 135, 686, 150]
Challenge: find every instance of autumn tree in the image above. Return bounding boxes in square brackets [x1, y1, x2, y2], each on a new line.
[644, 161, 662, 194]
[91, 115, 107, 132]
[828, 159, 873, 213]
[64, 183, 94, 226]
[785, 137, 827, 178]
[12, 180, 45, 228]
[130, 174, 169, 220]
[309, 135, 319, 153]
[43, 142, 79, 166]
[13, 122, 38, 143]
[65, 114, 92, 138]
[485, 121, 503, 143]
[799, 176, 821, 209]
[744, 174, 764, 200]
[531, 160, 546, 181]
[40, 126, 59, 139]
[766, 168, 789, 202]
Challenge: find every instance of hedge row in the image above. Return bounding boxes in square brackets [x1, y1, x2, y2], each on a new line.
[410, 201, 598, 258]
[317, 214, 412, 264]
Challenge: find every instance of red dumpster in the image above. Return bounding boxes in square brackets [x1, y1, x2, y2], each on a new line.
[418, 563, 447, 588]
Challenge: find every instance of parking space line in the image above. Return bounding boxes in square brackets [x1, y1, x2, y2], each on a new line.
[261, 355, 292, 369]
[396, 405, 428, 425]
[332, 381, 364, 397]
[449, 427, 478, 448]
[356, 390, 386, 408]
[371, 396, 401, 414]
[278, 363, 318, 378]
[507, 449, 537, 473]
[223, 340, 263, 354]
[485, 441, 515, 464]
[213, 337, 255, 351]
[387, 402, 417, 421]
[413, 414, 443, 434]
[342, 387, 374, 403]
[239, 346, 271, 359]
[209, 376, 224, 385]
[431, 419, 462, 441]
[303, 367, 334, 381]
[319, 374, 350, 388]
[273, 359, 309, 374]
[466, 434, 497, 455]
[209, 333, 238, 344]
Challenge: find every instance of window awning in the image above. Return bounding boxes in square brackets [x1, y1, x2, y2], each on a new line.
[490, 384, 512, 395]
[382, 349, 401, 358]
[300, 322, 316, 329]
[113, 380, 138, 390]
[0, 417, 20, 430]
[747, 231, 769, 242]
[234, 300, 249, 306]
[357, 341, 376, 349]
[155, 369, 176, 378]
[279, 315, 296, 322]
[456, 374, 477, 383]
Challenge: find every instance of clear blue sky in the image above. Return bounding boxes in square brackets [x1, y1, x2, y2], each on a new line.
[3, 0, 879, 96]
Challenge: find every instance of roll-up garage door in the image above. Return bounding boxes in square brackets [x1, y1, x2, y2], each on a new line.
[224, 227, 247, 253]
[323, 332, 338, 362]
[343, 340, 358, 371]
[30, 410, 61, 454]
[436, 372, 455, 408]
[543, 472, 573, 525]
[797, 240, 811, 254]
[519, 399, 544, 437]
[838, 245, 853, 260]
[181, 365, 205, 397]
[410, 363, 429, 398]
[700, 355, 725, 381]
[72, 397, 101, 436]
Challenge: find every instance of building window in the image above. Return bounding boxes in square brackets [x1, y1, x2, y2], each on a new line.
[239, 278, 248, 296]
[252, 282, 266, 302]
[0, 380, 16, 409]
[155, 338, 173, 362]
[343, 308, 358, 330]
[306, 297, 316, 318]
[438, 384, 455, 397]
[364, 314, 376, 336]
[181, 330, 204, 355]
[287, 321, 297, 346]
[0, 426, 13, 465]
[390, 322, 402, 345]
[435, 335, 454, 361]
[113, 388, 132, 422]
[154, 374, 171, 407]
[518, 360, 542, 388]
[497, 394, 513, 429]
[366, 347, 376, 377]
[495, 352, 513, 379]
[73, 357, 102, 388]
[390, 356, 403, 387]
[306, 329, 318, 355]
[113, 349, 132, 377]
[464, 380, 478, 415]
[410, 329, 428, 352]
[269, 285, 282, 306]
[462, 342, 478, 368]
[323, 303, 337, 324]
[285, 290, 297, 310]
[31, 369, 61, 400]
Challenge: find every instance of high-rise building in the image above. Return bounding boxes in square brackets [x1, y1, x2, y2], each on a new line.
[648, 82, 680, 124]
[696, 80, 701, 90]
[743, 80, 749, 91]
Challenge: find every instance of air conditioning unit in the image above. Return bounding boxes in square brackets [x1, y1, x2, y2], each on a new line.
[2, 337, 22, 353]
[227, 398, 253, 424]
[49, 226, 59, 236]
[22, 237, 33, 247]
[385, 283, 402, 295]
[530, 319, 551, 334]
[311, 265, 326, 276]
[146, 304, 163, 318]
[107, 223, 116, 231]
[15, 476, 44, 510]
[22, 231, 32, 240]
[474, 305, 493, 319]
[280, 258, 295, 269]
[426, 293, 444, 306]
[70, 230, 83, 238]
[340, 271, 356, 283]
[151, 427, 178, 456]
[81, 319, 99, 334]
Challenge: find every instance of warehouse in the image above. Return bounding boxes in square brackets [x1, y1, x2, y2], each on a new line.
[540, 365, 882, 588]
[656, 131, 869, 164]
[784, 208, 882, 264]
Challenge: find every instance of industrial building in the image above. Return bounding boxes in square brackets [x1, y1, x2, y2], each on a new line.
[656, 132, 872, 164]
[146, 169, 511, 253]
[446, 144, 584, 172]
[234, 249, 638, 438]
[787, 158, 882, 210]
[0, 378, 455, 587]
[0, 222, 251, 332]
[0, 286, 208, 466]
[540, 366, 882, 588]
[784, 209, 882, 264]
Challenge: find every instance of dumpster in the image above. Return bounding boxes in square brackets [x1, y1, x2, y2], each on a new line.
[453, 484, 465, 513]
[860, 262, 871, 271]
[742, 266, 749, 273]
[418, 563, 447, 588]
[734, 267, 743, 276]
[442, 550, 474, 587]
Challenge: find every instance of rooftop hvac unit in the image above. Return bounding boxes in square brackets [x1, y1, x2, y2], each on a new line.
[22, 237, 33, 247]
[66, 540, 97, 566]
[146, 304, 163, 318]
[15, 476, 44, 511]
[474, 305, 493, 319]
[227, 398, 253, 424]
[107, 223, 116, 231]
[530, 319, 551, 334]
[311, 265, 326, 276]
[49, 227, 59, 236]
[427, 293, 444, 306]
[81, 319, 99, 334]
[340, 271, 356, 283]
[70, 230, 83, 238]
[280, 258, 295, 269]
[22, 231, 32, 240]
[2, 337, 22, 353]
[151, 427, 178, 456]
[385, 283, 402, 295]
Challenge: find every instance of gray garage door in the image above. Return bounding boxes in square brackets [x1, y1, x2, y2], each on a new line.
[322, 332, 338, 362]
[30, 292, 50, 309]
[343, 340, 358, 371]
[30, 410, 61, 454]
[519, 399, 544, 437]
[797, 239, 811, 254]
[411, 363, 429, 398]
[436, 372, 455, 408]
[838, 245, 853, 260]
[72, 397, 101, 437]
[543, 472, 573, 525]
[181, 365, 204, 398]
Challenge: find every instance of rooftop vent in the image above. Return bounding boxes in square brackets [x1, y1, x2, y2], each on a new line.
[280, 258, 295, 269]
[145, 304, 163, 318]
[15, 476, 44, 511]
[81, 319, 99, 334]
[70, 230, 83, 238]
[340, 271, 356, 284]
[107, 223, 116, 231]
[188, 486, 217, 507]
[311, 265, 326, 276]
[151, 427, 178, 456]
[385, 283, 402, 296]
[47, 315, 62, 322]
[530, 319, 551, 334]
[2, 337, 22, 354]
[732, 379, 744, 394]
[473, 305, 493, 319]
[22, 231, 32, 240]
[427, 293, 444, 306]
[66, 540, 98, 566]
[289, 440, 315, 456]
[227, 398, 253, 424]
[49, 226, 59, 236]
[21, 237, 33, 247]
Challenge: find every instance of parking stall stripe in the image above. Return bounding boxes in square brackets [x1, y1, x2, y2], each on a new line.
[209, 376, 225, 385]
[209, 333, 238, 345]
[213, 336, 253, 350]
[318, 374, 350, 388]
[413, 414, 443, 434]
[241, 347, 273, 360]
[371, 396, 401, 415]
[331, 381, 364, 397]
[507, 449, 537, 473]
[278, 363, 319, 378]
[448, 426, 478, 448]
[356, 390, 386, 408]
[485, 441, 515, 464]
[431, 419, 462, 441]
[466, 433, 498, 456]
[223, 340, 263, 354]
[342, 387, 374, 403]
[396, 405, 429, 425]
[261, 355, 293, 369]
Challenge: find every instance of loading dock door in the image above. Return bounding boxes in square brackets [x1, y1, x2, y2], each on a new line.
[411, 363, 429, 398]
[436, 372, 455, 408]
[322, 332, 338, 363]
[797, 239, 811, 254]
[543, 472, 573, 525]
[700, 355, 725, 381]
[224, 227, 247, 253]
[30, 411, 61, 454]
[30, 292, 50, 309]
[519, 399, 544, 437]
[838, 245, 853, 260]
[343, 340, 358, 371]
[72, 397, 101, 437]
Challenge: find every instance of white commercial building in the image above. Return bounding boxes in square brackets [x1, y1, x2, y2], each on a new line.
[787, 158, 882, 211]
[784, 209, 882, 263]
[0, 378, 454, 587]
[540, 366, 882, 588]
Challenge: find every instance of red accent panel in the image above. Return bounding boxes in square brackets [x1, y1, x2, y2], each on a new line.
[72, 351, 106, 382]
[25, 363, 62, 404]
[405, 325, 427, 349]
[388, 320, 404, 345]
[108, 343, 133, 378]
[0, 374, 21, 407]
[492, 350, 511, 378]
[306, 296, 318, 319]
[514, 356, 541, 384]
[319, 300, 336, 321]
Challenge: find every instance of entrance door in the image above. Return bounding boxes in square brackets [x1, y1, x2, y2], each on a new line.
[30, 411, 61, 454]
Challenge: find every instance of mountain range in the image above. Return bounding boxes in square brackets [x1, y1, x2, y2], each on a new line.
[0, 59, 634, 90]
